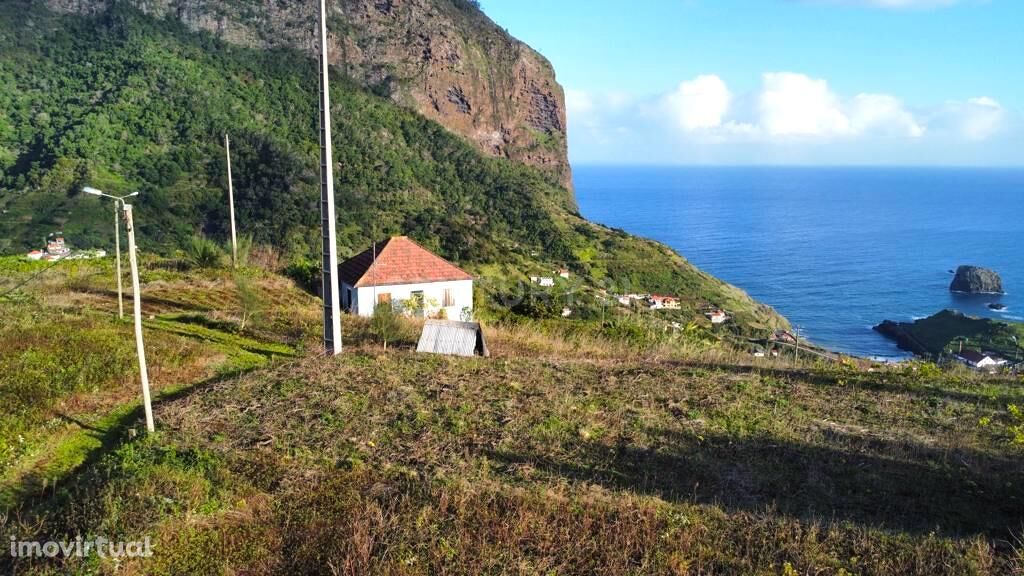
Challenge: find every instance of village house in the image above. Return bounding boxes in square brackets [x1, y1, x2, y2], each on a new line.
[705, 310, 729, 324]
[648, 295, 681, 310]
[557, 268, 571, 279]
[43, 237, 71, 261]
[771, 330, 798, 345]
[531, 276, 555, 287]
[338, 236, 474, 319]
[955, 350, 1008, 370]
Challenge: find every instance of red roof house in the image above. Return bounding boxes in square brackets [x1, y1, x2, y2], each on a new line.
[339, 236, 474, 318]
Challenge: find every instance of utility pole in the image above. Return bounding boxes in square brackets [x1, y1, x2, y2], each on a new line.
[123, 204, 155, 433]
[83, 187, 137, 320]
[225, 134, 238, 268]
[318, 0, 342, 355]
[113, 199, 124, 319]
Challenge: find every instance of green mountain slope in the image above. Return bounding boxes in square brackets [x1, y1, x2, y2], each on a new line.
[0, 1, 786, 334]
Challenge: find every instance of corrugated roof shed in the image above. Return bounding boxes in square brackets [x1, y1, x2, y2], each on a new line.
[416, 320, 489, 358]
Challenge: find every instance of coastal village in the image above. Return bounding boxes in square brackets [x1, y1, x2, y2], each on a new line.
[25, 235, 106, 262]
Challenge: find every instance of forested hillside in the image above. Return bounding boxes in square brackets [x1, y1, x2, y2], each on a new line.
[0, 1, 786, 333]
[0, 1, 568, 261]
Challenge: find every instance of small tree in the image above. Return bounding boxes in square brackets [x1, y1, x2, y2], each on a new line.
[371, 302, 403, 350]
[229, 233, 253, 268]
[234, 272, 263, 331]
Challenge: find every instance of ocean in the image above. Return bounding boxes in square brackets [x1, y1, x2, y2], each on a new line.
[574, 166, 1024, 360]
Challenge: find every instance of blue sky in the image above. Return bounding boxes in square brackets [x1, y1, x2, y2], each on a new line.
[481, 0, 1023, 166]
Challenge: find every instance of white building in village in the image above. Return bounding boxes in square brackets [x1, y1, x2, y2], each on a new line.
[339, 236, 474, 320]
[955, 350, 1008, 370]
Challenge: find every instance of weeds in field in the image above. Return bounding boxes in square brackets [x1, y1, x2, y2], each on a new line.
[1009, 404, 1024, 446]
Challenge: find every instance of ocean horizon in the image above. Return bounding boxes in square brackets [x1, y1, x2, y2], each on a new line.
[575, 165, 1024, 359]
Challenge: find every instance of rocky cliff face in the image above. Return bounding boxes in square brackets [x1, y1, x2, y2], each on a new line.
[950, 265, 1003, 294]
[43, 0, 573, 193]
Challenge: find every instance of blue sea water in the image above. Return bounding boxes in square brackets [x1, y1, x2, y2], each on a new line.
[574, 166, 1024, 360]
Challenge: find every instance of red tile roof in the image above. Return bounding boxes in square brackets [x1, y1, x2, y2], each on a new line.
[339, 236, 473, 288]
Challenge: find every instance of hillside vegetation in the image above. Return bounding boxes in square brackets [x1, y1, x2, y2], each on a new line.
[0, 0, 784, 335]
[876, 309, 1024, 360]
[2, 257, 1024, 575]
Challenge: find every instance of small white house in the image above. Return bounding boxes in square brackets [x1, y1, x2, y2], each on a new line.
[648, 295, 681, 310]
[339, 236, 474, 319]
[706, 310, 729, 324]
[531, 276, 555, 287]
[956, 350, 1008, 369]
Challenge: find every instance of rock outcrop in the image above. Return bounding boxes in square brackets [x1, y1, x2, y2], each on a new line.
[43, 0, 573, 193]
[950, 266, 1003, 294]
[873, 319, 931, 357]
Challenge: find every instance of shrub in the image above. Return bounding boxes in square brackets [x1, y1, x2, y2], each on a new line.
[186, 236, 224, 269]
[284, 258, 320, 293]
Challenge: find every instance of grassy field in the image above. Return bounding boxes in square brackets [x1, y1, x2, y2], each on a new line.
[2, 256, 1024, 575]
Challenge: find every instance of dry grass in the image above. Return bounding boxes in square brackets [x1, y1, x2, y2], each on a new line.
[7, 346, 1022, 575]
[4, 257, 1024, 575]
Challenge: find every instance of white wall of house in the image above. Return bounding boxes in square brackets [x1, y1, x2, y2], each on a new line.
[343, 279, 474, 319]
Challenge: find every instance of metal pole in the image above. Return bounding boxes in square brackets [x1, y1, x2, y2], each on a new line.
[318, 0, 342, 355]
[225, 133, 238, 268]
[114, 199, 124, 319]
[123, 204, 155, 433]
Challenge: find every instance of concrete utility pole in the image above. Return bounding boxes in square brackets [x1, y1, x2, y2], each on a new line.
[83, 187, 138, 320]
[225, 134, 238, 268]
[318, 0, 342, 355]
[123, 204, 155, 433]
[113, 199, 124, 318]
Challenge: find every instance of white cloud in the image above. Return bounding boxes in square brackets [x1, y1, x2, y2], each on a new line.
[566, 89, 637, 146]
[849, 93, 925, 137]
[939, 97, 1006, 140]
[566, 74, 1006, 159]
[565, 89, 594, 119]
[658, 73, 924, 140]
[758, 72, 851, 136]
[813, 0, 961, 8]
[663, 75, 732, 131]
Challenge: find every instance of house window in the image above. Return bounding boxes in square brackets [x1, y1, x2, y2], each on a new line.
[410, 290, 425, 317]
[442, 288, 455, 307]
[377, 292, 392, 306]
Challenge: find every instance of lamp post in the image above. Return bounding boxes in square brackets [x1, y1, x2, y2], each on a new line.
[84, 187, 153, 432]
[83, 187, 139, 319]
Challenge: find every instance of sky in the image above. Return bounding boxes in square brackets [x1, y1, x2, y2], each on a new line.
[480, 0, 1024, 166]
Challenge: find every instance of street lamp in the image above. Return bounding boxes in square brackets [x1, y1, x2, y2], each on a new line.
[84, 187, 154, 433]
[83, 187, 139, 319]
